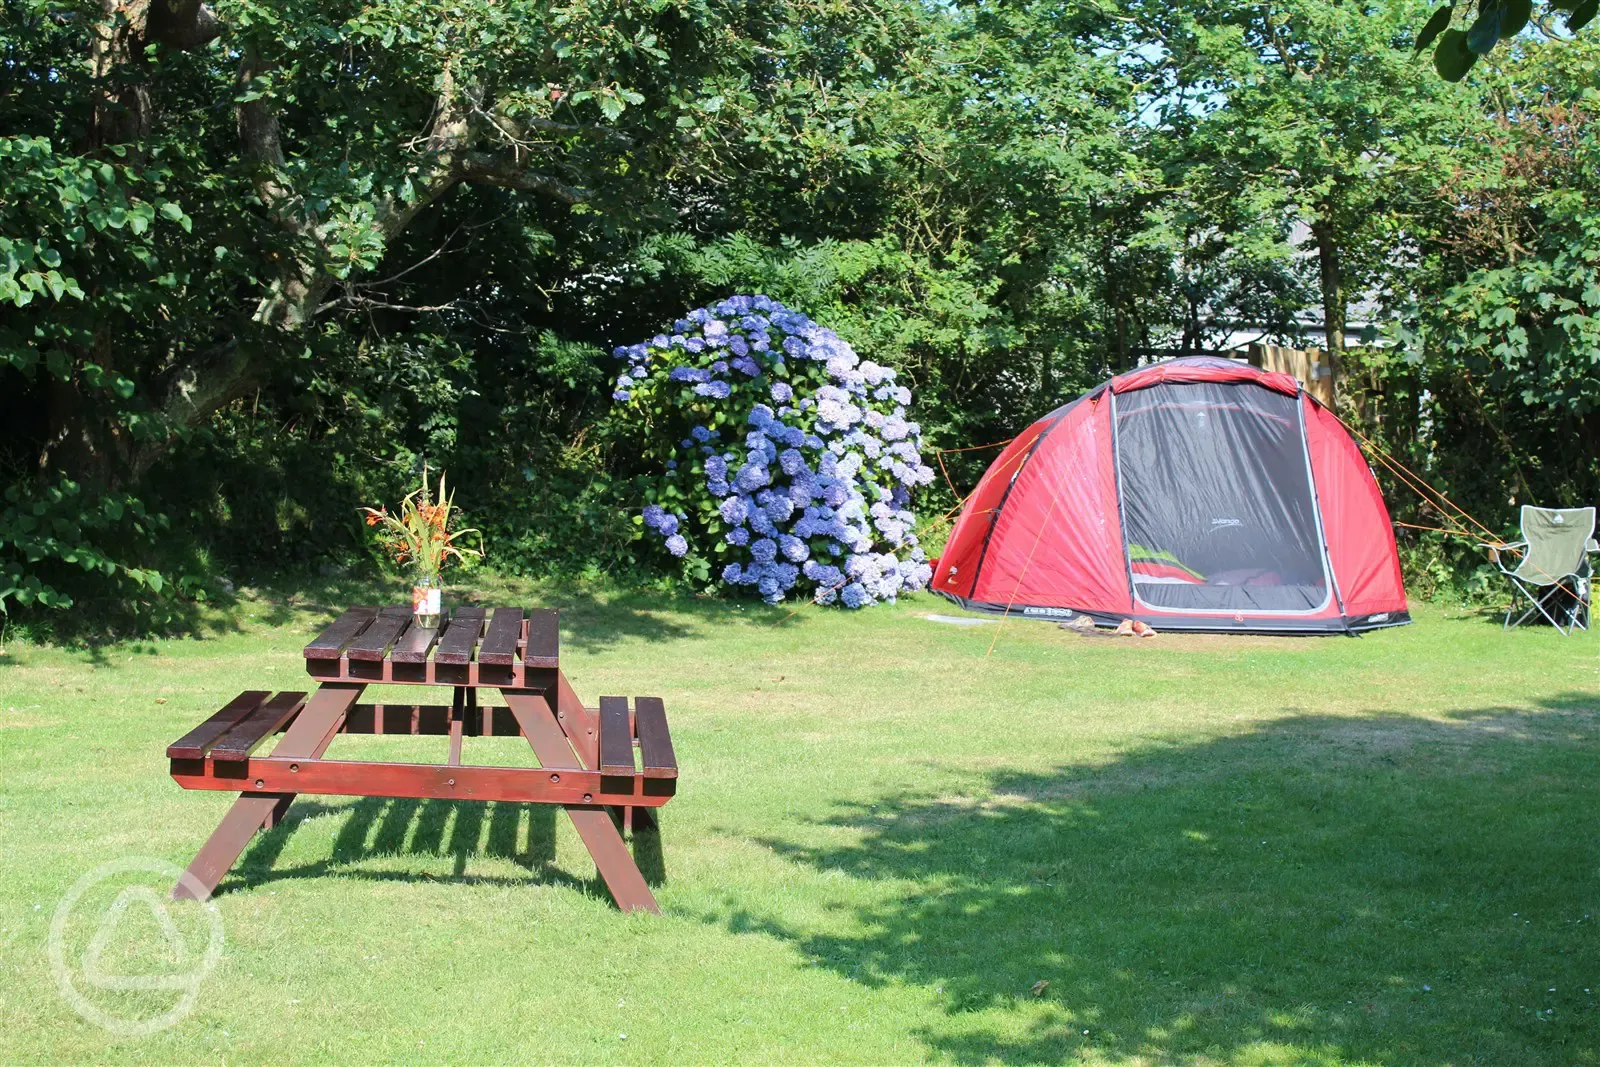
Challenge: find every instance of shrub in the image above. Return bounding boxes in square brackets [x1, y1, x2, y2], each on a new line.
[612, 295, 935, 606]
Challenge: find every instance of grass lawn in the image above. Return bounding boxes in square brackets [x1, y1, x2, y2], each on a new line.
[1, 582, 1597, 1065]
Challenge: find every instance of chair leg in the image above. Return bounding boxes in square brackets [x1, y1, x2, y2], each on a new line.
[1507, 579, 1542, 629]
[1506, 579, 1575, 633]
[1533, 585, 1571, 636]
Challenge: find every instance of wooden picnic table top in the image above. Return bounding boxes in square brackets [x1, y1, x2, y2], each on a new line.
[302, 604, 559, 688]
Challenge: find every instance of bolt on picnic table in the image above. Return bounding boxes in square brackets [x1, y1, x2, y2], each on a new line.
[165, 605, 677, 913]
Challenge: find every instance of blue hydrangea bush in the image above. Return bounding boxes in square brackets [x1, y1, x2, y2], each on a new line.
[612, 295, 936, 606]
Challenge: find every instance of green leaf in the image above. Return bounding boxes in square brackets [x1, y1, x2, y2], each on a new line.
[159, 202, 184, 221]
[1434, 29, 1479, 80]
[1415, 5, 1453, 53]
[1466, 7, 1502, 54]
[599, 94, 625, 121]
[1502, 0, 1533, 37]
[44, 271, 65, 300]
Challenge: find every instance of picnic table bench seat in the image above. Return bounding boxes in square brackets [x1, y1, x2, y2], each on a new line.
[166, 605, 677, 913]
[168, 690, 678, 807]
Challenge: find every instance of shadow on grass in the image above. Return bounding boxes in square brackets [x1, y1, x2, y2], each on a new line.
[218, 795, 666, 903]
[223, 572, 789, 655]
[12, 564, 799, 654]
[728, 695, 1600, 1065]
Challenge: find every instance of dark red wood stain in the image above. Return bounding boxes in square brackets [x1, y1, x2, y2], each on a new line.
[174, 604, 674, 914]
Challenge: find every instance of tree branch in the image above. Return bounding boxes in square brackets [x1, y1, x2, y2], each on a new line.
[458, 152, 588, 203]
[145, 0, 222, 50]
[317, 294, 460, 315]
[483, 105, 635, 150]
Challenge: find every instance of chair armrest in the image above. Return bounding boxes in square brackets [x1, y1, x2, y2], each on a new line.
[1587, 538, 1598, 554]
[1481, 540, 1525, 566]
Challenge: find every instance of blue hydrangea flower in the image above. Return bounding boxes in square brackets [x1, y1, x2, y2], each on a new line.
[735, 463, 770, 492]
[619, 295, 934, 607]
[778, 534, 808, 562]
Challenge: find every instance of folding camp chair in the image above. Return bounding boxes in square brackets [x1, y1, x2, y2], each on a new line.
[1485, 506, 1598, 635]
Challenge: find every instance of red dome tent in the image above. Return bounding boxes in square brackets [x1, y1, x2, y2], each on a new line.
[932, 357, 1409, 633]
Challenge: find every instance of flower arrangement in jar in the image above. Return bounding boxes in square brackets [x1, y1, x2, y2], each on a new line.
[359, 468, 483, 627]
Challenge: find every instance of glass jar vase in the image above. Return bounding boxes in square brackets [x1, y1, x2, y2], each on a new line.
[410, 574, 442, 628]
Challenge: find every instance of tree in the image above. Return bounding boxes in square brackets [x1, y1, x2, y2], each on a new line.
[3, 0, 888, 488]
[1117, 0, 1486, 357]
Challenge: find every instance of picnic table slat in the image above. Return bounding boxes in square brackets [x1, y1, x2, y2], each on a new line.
[389, 615, 441, 663]
[478, 607, 524, 666]
[345, 606, 412, 662]
[173, 756, 672, 807]
[523, 609, 560, 668]
[434, 606, 486, 665]
[210, 691, 308, 762]
[167, 691, 272, 759]
[598, 696, 635, 776]
[635, 696, 677, 778]
[303, 606, 378, 660]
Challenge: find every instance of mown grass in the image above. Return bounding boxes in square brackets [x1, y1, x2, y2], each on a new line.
[0, 581, 1596, 1065]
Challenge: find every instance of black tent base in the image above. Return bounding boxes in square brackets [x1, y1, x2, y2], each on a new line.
[935, 592, 1411, 636]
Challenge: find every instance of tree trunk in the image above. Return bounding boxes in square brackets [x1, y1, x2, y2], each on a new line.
[87, 1, 222, 153]
[1312, 217, 1345, 356]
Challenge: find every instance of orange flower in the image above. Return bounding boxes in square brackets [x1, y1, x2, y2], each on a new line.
[359, 467, 482, 576]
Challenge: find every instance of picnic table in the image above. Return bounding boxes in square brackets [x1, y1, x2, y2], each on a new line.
[165, 604, 676, 913]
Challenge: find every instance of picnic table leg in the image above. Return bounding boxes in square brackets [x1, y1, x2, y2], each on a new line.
[447, 686, 466, 766]
[502, 689, 659, 914]
[554, 670, 599, 769]
[556, 670, 643, 832]
[171, 682, 365, 902]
